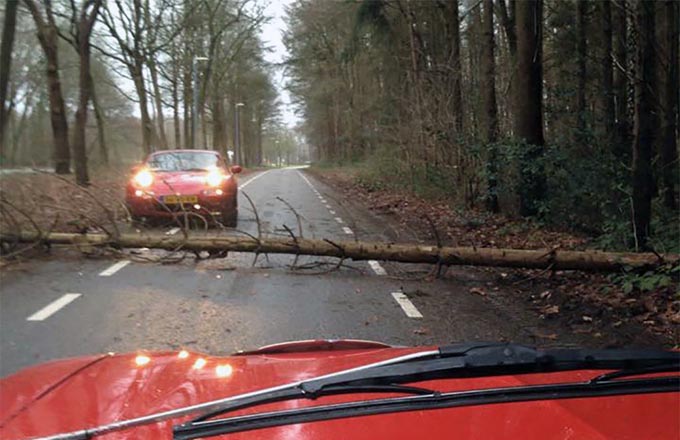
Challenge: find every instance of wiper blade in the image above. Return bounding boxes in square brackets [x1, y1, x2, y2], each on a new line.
[174, 376, 679, 440]
[175, 343, 678, 433]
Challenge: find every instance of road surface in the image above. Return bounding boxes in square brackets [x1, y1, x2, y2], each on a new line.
[1, 168, 588, 376]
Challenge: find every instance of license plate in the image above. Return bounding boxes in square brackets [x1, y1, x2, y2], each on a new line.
[162, 195, 198, 204]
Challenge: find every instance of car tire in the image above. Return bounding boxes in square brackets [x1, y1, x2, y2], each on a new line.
[221, 198, 238, 228]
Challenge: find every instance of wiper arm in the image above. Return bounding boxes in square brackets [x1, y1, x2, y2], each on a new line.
[174, 377, 679, 440]
[175, 343, 678, 434]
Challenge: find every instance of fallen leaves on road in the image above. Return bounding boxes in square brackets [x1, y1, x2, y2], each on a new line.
[413, 327, 430, 335]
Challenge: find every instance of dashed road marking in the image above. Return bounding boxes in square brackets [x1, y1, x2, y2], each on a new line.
[239, 170, 271, 190]
[166, 227, 180, 235]
[334, 217, 344, 224]
[368, 260, 387, 276]
[27, 294, 82, 321]
[99, 260, 131, 277]
[391, 292, 423, 318]
[320, 198, 326, 203]
[342, 226, 353, 235]
[329, 210, 336, 215]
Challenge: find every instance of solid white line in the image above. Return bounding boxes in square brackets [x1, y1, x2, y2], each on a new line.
[329, 210, 336, 215]
[166, 227, 180, 235]
[342, 226, 353, 235]
[391, 292, 423, 318]
[99, 260, 131, 277]
[368, 260, 387, 276]
[239, 170, 271, 190]
[27, 294, 82, 321]
[334, 217, 344, 224]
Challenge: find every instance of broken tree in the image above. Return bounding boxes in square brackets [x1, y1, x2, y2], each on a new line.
[2, 231, 677, 272]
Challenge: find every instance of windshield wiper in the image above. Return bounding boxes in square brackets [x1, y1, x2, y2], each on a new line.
[173, 343, 679, 439]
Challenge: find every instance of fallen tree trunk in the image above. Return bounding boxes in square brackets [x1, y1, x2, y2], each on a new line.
[2, 231, 678, 272]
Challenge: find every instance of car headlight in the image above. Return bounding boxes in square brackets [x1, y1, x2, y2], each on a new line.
[205, 169, 224, 187]
[133, 169, 153, 187]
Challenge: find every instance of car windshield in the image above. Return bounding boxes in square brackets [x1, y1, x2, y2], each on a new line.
[147, 152, 219, 172]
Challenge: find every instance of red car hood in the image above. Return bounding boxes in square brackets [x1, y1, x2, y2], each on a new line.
[147, 171, 233, 196]
[1, 342, 678, 440]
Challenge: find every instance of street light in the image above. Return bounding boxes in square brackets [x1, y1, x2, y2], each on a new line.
[192, 56, 209, 149]
[234, 102, 245, 164]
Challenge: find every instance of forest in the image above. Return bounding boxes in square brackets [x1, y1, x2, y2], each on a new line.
[285, 0, 678, 252]
[0, 0, 298, 180]
[0, 0, 677, 253]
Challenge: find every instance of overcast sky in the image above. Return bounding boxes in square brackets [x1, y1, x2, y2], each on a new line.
[260, 0, 298, 128]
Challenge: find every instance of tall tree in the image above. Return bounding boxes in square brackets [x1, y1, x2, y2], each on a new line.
[482, 0, 499, 212]
[575, 0, 587, 138]
[0, 0, 19, 160]
[449, 0, 463, 133]
[600, 0, 615, 141]
[23, 0, 71, 174]
[660, 0, 678, 210]
[612, 0, 629, 156]
[70, 0, 103, 185]
[515, 0, 545, 216]
[631, 0, 657, 248]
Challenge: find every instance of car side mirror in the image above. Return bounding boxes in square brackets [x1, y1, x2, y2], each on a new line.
[230, 165, 242, 174]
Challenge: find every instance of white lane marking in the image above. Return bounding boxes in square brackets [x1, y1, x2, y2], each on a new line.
[166, 227, 180, 235]
[329, 210, 336, 215]
[320, 198, 327, 203]
[27, 294, 82, 321]
[239, 170, 271, 190]
[368, 260, 387, 276]
[99, 260, 131, 277]
[342, 226, 353, 235]
[391, 292, 423, 318]
[334, 217, 344, 224]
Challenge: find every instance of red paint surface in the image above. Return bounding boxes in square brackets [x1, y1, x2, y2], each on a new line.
[1, 344, 678, 439]
[125, 150, 238, 219]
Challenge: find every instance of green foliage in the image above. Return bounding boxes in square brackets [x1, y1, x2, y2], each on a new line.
[609, 264, 679, 295]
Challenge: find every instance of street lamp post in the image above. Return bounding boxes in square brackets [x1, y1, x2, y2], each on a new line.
[192, 56, 209, 149]
[234, 102, 245, 164]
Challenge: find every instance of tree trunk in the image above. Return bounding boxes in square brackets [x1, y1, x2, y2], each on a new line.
[183, 60, 192, 149]
[497, 0, 517, 57]
[0, 0, 19, 160]
[612, 0, 630, 157]
[130, 59, 154, 155]
[600, 0, 615, 141]
[482, 0, 499, 213]
[148, 57, 168, 149]
[212, 96, 226, 154]
[24, 0, 71, 174]
[5, 231, 678, 272]
[449, 0, 463, 134]
[660, 0, 678, 210]
[172, 76, 181, 148]
[72, 3, 102, 186]
[576, 0, 587, 138]
[515, 0, 545, 217]
[89, 73, 108, 165]
[631, 0, 657, 249]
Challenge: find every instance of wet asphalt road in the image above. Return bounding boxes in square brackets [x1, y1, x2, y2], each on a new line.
[0, 167, 568, 376]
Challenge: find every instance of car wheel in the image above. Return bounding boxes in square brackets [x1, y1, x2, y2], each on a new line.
[221, 198, 238, 228]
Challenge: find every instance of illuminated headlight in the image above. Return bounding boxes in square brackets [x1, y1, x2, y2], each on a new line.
[205, 169, 224, 187]
[133, 170, 153, 187]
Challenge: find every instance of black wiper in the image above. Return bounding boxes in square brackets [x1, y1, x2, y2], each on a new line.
[174, 377, 678, 440]
[173, 343, 679, 439]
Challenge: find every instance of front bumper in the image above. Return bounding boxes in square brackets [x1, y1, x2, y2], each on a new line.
[125, 190, 235, 219]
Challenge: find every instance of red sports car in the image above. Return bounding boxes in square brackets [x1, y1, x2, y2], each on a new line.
[1, 341, 678, 439]
[125, 150, 242, 227]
